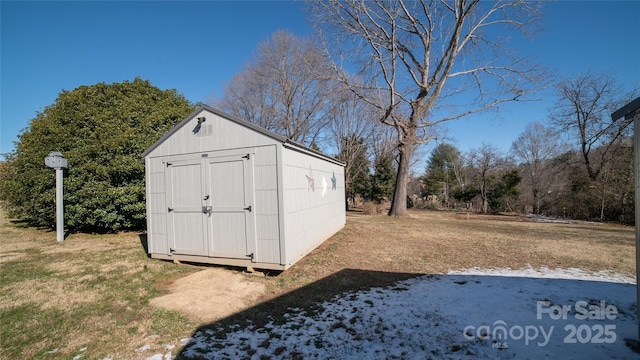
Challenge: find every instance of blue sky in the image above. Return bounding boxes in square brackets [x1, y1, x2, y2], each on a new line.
[1, 1, 639, 163]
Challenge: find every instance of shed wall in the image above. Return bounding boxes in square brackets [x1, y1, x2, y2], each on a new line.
[146, 145, 282, 264]
[252, 145, 281, 264]
[281, 147, 346, 266]
[145, 107, 345, 270]
[145, 156, 167, 254]
[145, 108, 283, 265]
[146, 109, 280, 158]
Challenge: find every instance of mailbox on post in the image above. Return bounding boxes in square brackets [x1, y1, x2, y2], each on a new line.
[45, 151, 67, 242]
[45, 151, 68, 169]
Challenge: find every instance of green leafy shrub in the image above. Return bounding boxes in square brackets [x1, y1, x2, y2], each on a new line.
[0, 78, 193, 232]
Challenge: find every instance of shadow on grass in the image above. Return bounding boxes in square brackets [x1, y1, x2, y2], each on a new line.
[7, 218, 73, 240]
[139, 233, 149, 255]
[175, 268, 420, 359]
[9, 218, 54, 232]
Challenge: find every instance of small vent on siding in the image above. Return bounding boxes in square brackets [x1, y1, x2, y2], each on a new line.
[197, 124, 213, 137]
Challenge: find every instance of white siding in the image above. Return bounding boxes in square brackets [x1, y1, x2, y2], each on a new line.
[144, 106, 345, 270]
[146, 145, 282, 264]
[251, 146, 281, 264]
[145, 109, 280, 158]
[281, 147, 346, 266]
[146, 157, 169, 254]
[145, 107, 280, 264]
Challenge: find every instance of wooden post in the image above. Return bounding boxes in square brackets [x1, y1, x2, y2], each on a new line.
[55, 168, 64, 242]
[611, 98, 640, 345]
[44, 151, 67, 242]
[635, 115, 639, 341]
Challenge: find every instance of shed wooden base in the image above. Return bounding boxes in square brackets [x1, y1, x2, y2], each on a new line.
[150, 253, 288, 271]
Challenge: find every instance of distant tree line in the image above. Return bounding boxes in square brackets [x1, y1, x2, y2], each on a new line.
[419, 72, 636, 223]
[213, 29, 636, 223]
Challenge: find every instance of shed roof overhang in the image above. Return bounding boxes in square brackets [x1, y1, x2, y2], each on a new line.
[611, 96, 640, 121]
[141, 105, 345, 167]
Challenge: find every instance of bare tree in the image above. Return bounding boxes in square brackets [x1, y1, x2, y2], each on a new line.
[511, 122, 563, 214]
[549, 71, 637, 221]
[328, 85, 377, 207]
[466, 144, 507, 214]
[211, 30, 335, 145]
[601, 140, 634, 222]
[311, 0, 544, 216]
[556, 140, 634, 222]
[549, 71, 637, 181]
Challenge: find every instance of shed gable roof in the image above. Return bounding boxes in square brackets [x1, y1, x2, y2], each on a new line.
[142, 105, 344, 166]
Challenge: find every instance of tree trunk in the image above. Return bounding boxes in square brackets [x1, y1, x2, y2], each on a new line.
[533, 188, 540, 214]
[388, 140, 414, 216]
[600, 180, 606, 222]
[479, 179, 489, 214]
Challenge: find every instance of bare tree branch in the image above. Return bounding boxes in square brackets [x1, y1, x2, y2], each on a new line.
[549, 71, 638, 181]
[211, 30, 334, 146]
[311, 0, 545, 215]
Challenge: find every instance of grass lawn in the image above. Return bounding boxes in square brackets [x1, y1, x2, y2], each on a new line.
[0, 208, 635, 359]
[0, 209, 199, 359]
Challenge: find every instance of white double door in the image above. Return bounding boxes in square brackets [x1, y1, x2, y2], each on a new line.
[165, 152, 255, 260]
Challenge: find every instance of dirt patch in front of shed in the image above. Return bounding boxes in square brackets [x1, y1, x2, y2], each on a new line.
[150, 267, 266, 323]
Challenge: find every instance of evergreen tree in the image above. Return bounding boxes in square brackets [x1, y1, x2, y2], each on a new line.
[369, 153, 396, 202]
[0, 78, 194, 232]
[487, 170, 522, 213]
[422, 143, 463, 206]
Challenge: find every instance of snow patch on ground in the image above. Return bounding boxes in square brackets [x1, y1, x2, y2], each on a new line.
[449, 265, 637, 284]
[154, 267, 638, 359]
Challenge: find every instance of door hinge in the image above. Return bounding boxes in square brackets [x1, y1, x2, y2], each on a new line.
[244, 205, 252, 212]
[246, 253, 254, 260]
[170, 248, 175, 253]
[168, 207, 174, 212]
[242, 154, 250, 160]
[166, 162, 172, 167]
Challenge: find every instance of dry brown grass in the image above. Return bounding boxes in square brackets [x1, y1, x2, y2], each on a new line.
[362, 200, 388, 214]
[0, 207, 635, 359]
[266, 209, 635, 298]
[0, 208, 199, 360]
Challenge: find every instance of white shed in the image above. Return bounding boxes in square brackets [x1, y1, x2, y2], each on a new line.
[142, 105, 346, 271]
